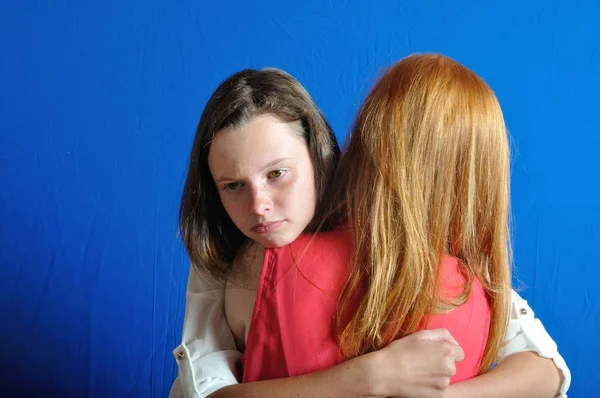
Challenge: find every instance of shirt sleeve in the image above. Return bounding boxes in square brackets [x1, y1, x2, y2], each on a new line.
[169, 268, 242, 398]
[498, 289, 571, 398]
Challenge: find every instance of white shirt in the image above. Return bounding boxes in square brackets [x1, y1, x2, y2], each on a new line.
[169, 269, 571, 398]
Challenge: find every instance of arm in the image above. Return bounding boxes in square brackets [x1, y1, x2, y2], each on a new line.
[172, 247, 463, 398]
[209, 355, 372, 398]
[210, 329, 465, 398]
[445, 290, 570, 398]
[445, 352, 562, 398]
[169, 268, 241, 398]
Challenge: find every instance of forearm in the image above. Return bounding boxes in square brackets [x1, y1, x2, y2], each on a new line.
[445, 352, 562, 398]
[209, 356, 373, 398]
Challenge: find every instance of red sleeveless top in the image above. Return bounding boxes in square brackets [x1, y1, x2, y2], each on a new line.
[241, 228, 490, 383]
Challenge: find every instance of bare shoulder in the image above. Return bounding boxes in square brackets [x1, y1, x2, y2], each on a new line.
[229, 241, 265, 290]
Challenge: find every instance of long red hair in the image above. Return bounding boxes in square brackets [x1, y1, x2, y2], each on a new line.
[330, 54, 512, 373]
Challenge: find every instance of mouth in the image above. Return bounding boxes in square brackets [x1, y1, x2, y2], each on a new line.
[251, 221, 284, 234]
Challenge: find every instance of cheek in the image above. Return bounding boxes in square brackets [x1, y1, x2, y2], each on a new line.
[219, 195, 246, 225]
[304, 172, 317, 207]
[305, 186, 317, 215]
[293, 174, 317, 213]
[282, 175, 315, 206]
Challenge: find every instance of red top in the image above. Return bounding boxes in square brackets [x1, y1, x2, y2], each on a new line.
[242, 228, 490, 383]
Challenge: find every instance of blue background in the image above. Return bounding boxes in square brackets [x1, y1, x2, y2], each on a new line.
[1, 1, 598, 396]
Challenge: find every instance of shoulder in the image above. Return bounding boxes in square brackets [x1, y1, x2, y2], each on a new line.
[229, 241, 265, 290]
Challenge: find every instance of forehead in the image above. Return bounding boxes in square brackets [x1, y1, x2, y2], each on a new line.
[208, 114, 308, 173]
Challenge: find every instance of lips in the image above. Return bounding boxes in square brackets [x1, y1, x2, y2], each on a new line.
[251, 221, 284, 234]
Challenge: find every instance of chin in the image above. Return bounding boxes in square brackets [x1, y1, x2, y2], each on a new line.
[260, 238, 290, 249]
[258, 232, 299, 249]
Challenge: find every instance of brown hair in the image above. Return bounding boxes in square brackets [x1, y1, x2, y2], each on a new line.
[180, 68, 340, 281]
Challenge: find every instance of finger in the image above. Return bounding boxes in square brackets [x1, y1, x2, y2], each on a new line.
[442, 355, 458, 376]
[447, 342, 465, 362]
[416, 328, 459, 346]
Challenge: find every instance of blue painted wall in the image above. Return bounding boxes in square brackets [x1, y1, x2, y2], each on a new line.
[1, 1, 597, 396]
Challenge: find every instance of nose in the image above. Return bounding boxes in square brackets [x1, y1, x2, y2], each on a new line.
[250, 186, 272, 216]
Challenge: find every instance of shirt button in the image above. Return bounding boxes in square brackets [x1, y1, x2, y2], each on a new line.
[177, 351, 186, 360]
[519, 308, 528, 315]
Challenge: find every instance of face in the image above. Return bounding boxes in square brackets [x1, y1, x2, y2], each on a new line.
[208, 114, 317, 248]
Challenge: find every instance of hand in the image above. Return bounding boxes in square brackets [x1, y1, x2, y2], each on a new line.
[365, 328, 464, 398]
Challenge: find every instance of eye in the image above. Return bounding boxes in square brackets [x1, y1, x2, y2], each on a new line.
[224, 182, 242, 191]
[268, 169, 287, 179]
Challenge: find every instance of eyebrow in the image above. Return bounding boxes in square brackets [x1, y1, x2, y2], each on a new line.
[214, 157, 293, 183]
